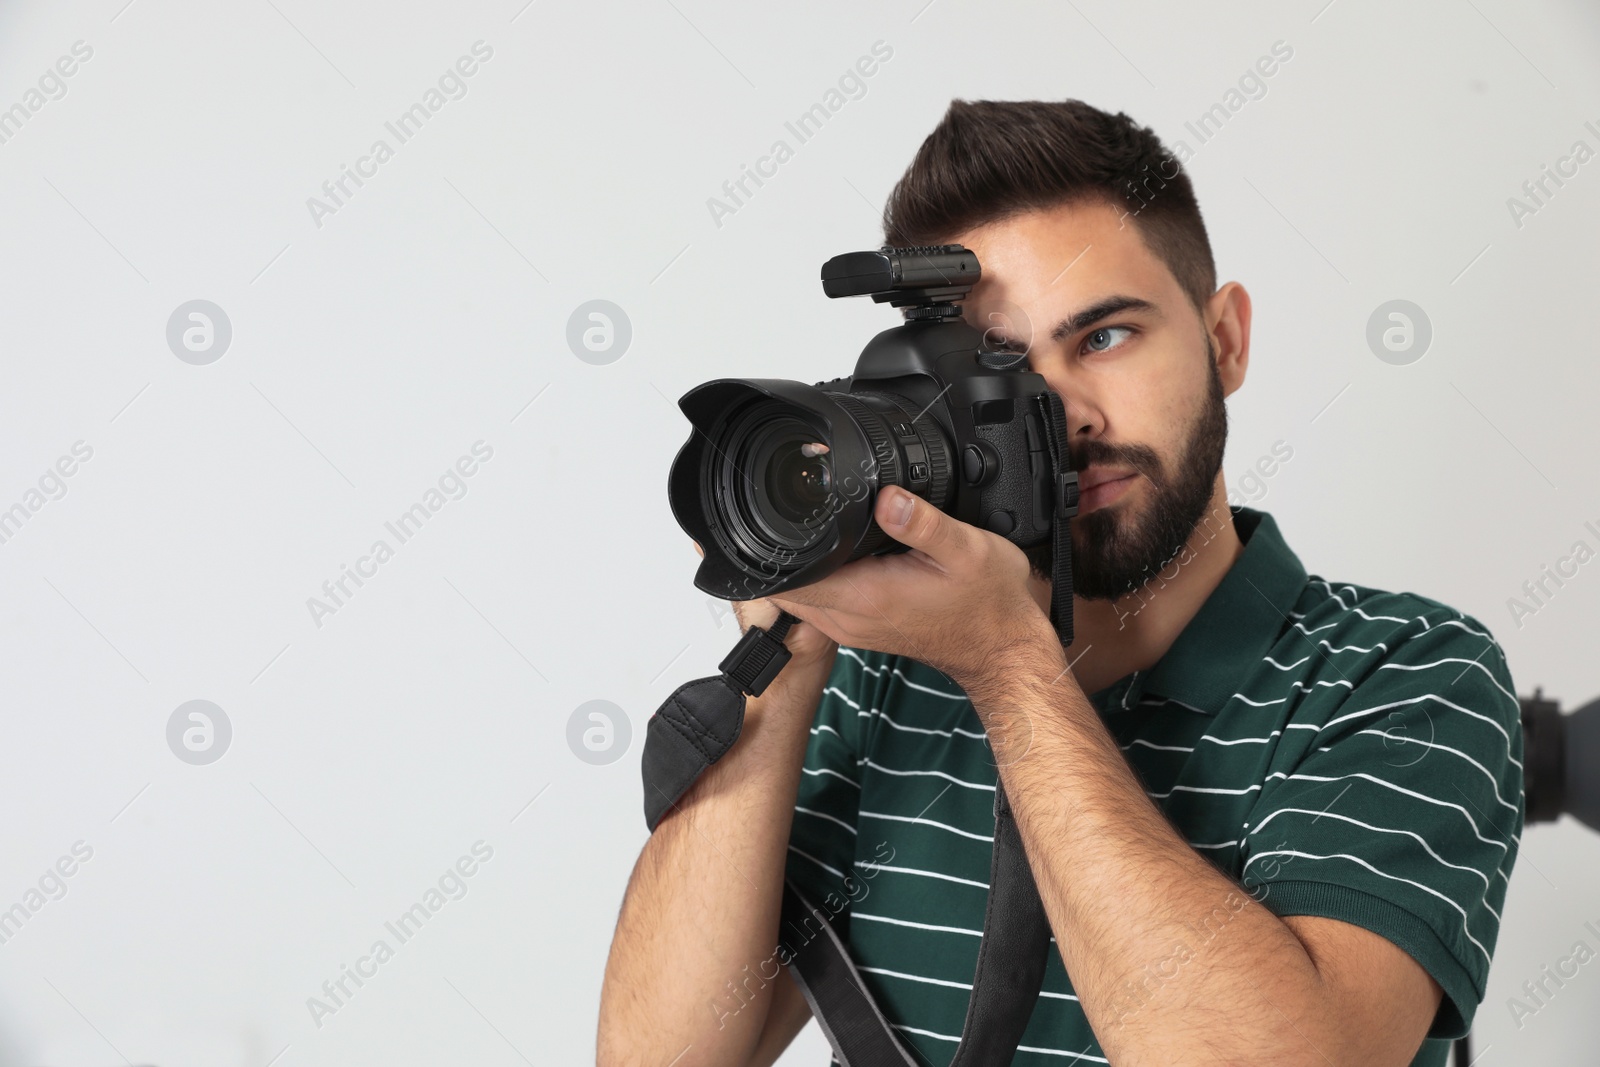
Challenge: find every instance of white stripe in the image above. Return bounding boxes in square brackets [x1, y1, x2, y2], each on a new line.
[1037, 989, 1082, 1001]
[893, 1023, 962, 1043]
[1139, 695, 1209, 715]
[1320, 694, 1521, 769]
[1266, 654, 1314, 669]
[809, 723, 847, 742]
[788, 845, 846, 880]
[1123, 738, 1194, 753]
[1378, 659, 1517, 707]
[1149, 783, 1262, 798]
[862, 759, 995, 791]
[1319, 639, 1388, 654]
[1268, 771, 1509, 853]
[892, 668, 967, 700]
[802, 766, 860, 789]
[852, 911, 983, 937]
[1352, 608, 1414, 625]
[1249, 807, 1491, 890]
[1436, 617, 1493, 641]
[794, 804, 857, 834]
[1290, 679, 1355, 692]
[837, 647, 884, 674]
[859, 809, 993, 842]
[822, 686, 861, 710]
[1311, 579, 1353, 608]
[1017, 1044, 1109, 1062]
[1190, 840, 1240, 850]
[877, 710, 986, 739]
[1353, 729, 1520, 815]
[1292, 622, 1338, 638]
[1200, 730, 1282, 746]
[1230, 694, 1288, 707]
[862, 965, 971, 990]
[854, 860, 989, 889]
[1243, 848, 1491, 965]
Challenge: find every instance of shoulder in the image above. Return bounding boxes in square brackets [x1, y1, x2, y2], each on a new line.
[1291, 577, 1512, 686]
[1280, 576, 1521, 766]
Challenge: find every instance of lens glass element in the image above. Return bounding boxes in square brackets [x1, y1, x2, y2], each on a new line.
[764, 439, 832, 523]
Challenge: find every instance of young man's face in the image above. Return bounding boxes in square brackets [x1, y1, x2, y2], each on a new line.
[951, 198, 1243, 599]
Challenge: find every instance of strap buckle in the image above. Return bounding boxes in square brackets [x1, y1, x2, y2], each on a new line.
[1056, 469, 1080, 519]
[717, 621, 794, 697]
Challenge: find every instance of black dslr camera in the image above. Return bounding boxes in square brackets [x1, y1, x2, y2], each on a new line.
[668, 244, 1080, 620]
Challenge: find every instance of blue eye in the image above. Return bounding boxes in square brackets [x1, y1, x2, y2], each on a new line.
[1084, 326, 1133, 353]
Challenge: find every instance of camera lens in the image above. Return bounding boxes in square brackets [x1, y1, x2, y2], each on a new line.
[711, 405, 839, 562]
[764, 438, 832, 523]
[678, 382, 956, 597]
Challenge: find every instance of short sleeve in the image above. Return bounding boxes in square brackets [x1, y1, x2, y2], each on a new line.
[783, 647, 874, 932]
[1240, 610, 1524, 1039]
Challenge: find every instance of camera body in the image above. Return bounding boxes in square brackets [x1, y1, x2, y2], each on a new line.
[669, 244, 1076, 602]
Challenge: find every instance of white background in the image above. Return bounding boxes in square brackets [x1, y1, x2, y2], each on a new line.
[0, 0, 1596, 1064]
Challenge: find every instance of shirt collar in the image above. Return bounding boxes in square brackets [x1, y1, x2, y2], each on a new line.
[1094, 508, 1308, 716]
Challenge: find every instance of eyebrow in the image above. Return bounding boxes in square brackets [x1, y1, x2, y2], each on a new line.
[1048, 295, 1161, 344]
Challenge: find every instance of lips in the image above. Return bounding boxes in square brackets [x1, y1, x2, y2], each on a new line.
[1076, 466, 1138, 512]
[1078, 466, 1136, 494]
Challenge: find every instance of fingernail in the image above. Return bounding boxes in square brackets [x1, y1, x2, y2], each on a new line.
[889, 492, 914, 527]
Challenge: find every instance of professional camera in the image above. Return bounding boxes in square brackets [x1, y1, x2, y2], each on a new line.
[667, 244, 1081, 605]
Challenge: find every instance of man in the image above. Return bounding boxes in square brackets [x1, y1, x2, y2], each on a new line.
[598, 99, 1522, 1067]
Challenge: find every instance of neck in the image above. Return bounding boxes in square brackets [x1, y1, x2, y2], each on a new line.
[1032, 479, 1244, 696]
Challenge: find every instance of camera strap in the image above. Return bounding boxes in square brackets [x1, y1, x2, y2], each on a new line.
[1040, 388, 1081, 646]
[638, 392, 1080, 1065]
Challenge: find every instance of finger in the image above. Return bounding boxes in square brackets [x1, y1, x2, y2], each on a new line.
[769, 594, 839, 625]
[876, 485, 971, 566]
[692, 540, 704, 558]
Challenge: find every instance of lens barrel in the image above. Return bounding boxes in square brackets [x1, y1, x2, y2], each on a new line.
[669, 379, 953, 599]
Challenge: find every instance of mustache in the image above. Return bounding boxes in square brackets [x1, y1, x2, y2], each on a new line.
[1071, 438, 1162, 481]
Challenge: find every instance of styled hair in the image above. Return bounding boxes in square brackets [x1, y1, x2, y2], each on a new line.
[882, 99, 1217, 314]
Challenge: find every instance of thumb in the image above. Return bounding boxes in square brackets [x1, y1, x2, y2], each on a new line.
[876, 486, 967, 563]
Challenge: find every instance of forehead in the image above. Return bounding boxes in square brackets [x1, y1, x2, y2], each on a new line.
[951, 199, 1178, 320]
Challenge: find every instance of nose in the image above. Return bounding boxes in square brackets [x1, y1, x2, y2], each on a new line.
[1039, 367, 1102, 443]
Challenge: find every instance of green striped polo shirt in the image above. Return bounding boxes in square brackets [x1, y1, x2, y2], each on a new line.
[784, 507, 1523, 1067]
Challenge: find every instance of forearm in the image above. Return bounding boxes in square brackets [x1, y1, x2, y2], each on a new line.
[597, 649, 836, 1067]
[965, 629, 1338, 1066]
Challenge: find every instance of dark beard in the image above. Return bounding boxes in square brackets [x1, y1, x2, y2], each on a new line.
[1027, 347, 1228, 600]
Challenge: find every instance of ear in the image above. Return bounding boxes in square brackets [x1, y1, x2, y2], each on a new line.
[1205, 282, 1252, 398]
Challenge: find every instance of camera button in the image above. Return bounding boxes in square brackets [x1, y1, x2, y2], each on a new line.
[985, 510, 1016, 535]
[962, 445, 988, 485]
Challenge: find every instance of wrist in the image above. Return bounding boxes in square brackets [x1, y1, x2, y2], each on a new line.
[957, 612, 1069, 708]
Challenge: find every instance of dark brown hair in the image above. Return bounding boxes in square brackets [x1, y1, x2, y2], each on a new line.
[882, 99, 1216, 314]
